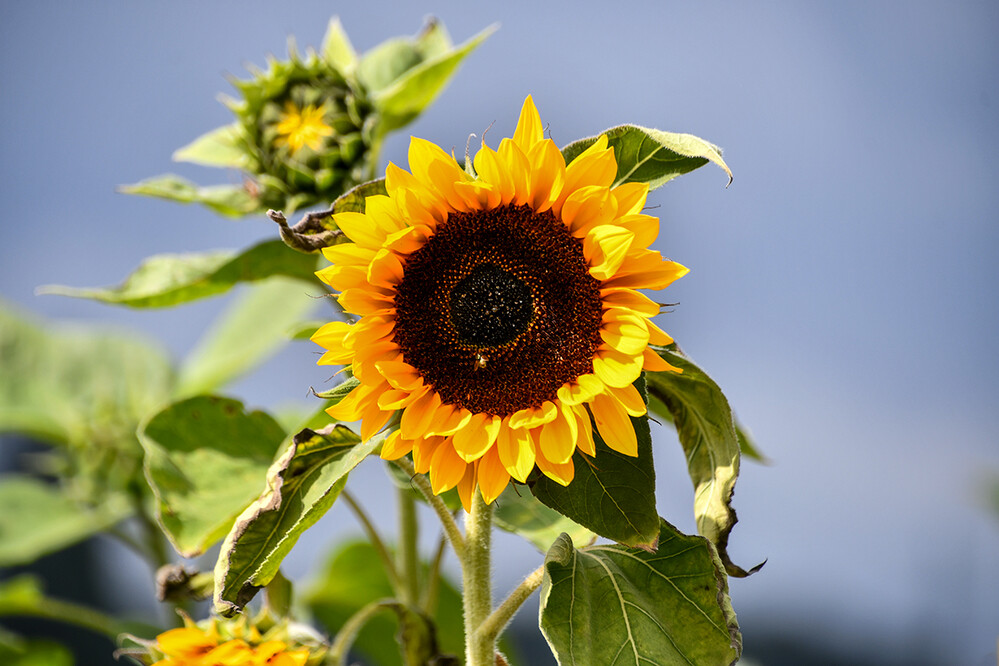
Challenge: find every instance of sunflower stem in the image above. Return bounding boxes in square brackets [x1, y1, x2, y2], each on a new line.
[328, 599, 389, 666]
[476, 565, 544, 649]
[342, 491, 405, 596]
[392, 458, 466, 562]
[397, 486, 421, 607]
[462, 489, 494, 666]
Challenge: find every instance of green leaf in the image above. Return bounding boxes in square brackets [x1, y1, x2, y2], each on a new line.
[118, 174, 258, 217]
[561, 125, 733, 189]
[0, 631, 74, 666]
[529, 378, 659, 548]
[173, 124, 251, 170]
[372, 25, 496, 133]
[175, 277, 318, 397]
[539, 520, 741, 666]
[38, 240, 318, 308]
[647, 388, 765, 463]
[646, 347, 760, 577]
[0, 477, 129, 567]
[138, 396, 287, 557]
[493, 484, 595, 551]
[306, 541, 465, 666]
[289, 321, 325, 340]
[214, 425, 382, 616]
[331, 178, 388, 215]
[321, 17, 358, 72]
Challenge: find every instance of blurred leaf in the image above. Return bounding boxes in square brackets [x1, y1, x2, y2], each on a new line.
[0, 478, 128, 566]
[38, 240, 318, 308]
[172, 124, 251, 169]
[175, 277, 318, 397]
[373, 25, 496, 133]
[0, 632, 74, 666]
[139, 396, 287, 557]
[321, 17, 358, 72]
[214, 425, 382, 616]
[539, 519, 741, 665]
[306, 541, 465, 666]
[119, 174, 258, 217]
[289, 321, 325, 340]
[562, 125, 732, 189]
[646, 347, 760, 578]
[529, 378, 659, 549]
[493, 484, 595, 552]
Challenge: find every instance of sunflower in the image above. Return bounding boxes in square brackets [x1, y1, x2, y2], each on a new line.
[312, 96, 686, 510]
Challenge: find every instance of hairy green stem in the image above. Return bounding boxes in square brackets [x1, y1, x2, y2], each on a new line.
[342, 490, 404, 595]
[1, 596, 124, 639]
[477, 565, 544, 647]
[463, 490, 494, 666]
[397, 486, 421, 606]
[391, 458, 465, 562]
[328, 599, 389, 666]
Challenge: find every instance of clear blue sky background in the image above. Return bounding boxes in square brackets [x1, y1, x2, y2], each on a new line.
[2, 2, 998, 664]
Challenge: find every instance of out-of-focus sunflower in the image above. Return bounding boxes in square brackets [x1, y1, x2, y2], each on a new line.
[313, 96, 686, 509]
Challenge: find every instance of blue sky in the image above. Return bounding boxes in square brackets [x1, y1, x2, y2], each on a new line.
[2, 2, 998, 663]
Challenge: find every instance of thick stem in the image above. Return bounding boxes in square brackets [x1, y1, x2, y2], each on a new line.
[462, 490, 494, 666]
[477, 566, 544, 647]
[397, 486, 421, 606]
[391, 458, 465, 562]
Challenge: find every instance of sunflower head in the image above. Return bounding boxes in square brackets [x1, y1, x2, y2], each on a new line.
[313, 96, 687, 510]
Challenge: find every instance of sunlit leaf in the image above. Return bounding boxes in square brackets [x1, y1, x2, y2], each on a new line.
[175, 277, 318, 397]
[321, 17, 358, 72]
[214, 425, 382, 616]
[139, 396, 287, 558]
[539, 520, 741, 665]
[562, 125, 732, 189]
[38, 240, 318, 308]
[172, 124, 251, 169]
[119, 174, 258, 217]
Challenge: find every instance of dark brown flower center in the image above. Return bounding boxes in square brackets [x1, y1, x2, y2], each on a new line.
[392, 204, 603, 417]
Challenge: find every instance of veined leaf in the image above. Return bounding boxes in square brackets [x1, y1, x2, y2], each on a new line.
[493, 484, 595, 551]
[646, 346, 761, 577]
[173, 124, 251, 170]
[214, 425, 382, 616]
[38, 240, 318, 308]
[175, 277, 318, 397]
[118, 174, 258, 217]
[647, 389, 765, 463]
[539, 520, 741, 666]
[0, 477, 129, 567]
[139, 396, 287, 558]
[562, 125, 732, 189]
[529, 378, 659, 548]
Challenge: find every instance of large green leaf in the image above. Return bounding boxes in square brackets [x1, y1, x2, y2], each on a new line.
[539, 520, 741, 666]
[172, 123, 251, 169]
[139, 396, 287, 557]
[372, 25, 496, 134]
[0, 638, 73, 666]
[647, 389, 765, 463]
[561, 125, 732, 189]
[214, 425, 382, 616]
[0, 477, 129, 567]
[118, 174, 258, 217]
[529, 379, 659, 549]
[306, 541, 465, 666]
[175, 277, 318, 397]
[38, 240, 318, 308]
[646, 347, 759, 577]
[493, 484, 595, 551]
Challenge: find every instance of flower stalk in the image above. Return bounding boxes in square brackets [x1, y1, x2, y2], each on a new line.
[462, 489, 494, 666]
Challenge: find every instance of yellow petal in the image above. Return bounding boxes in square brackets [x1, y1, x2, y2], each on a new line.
[429, 440, 467, 494]
[556, 373, 604, 406]
[451, 412, 500, 463]
[456, 463, 477, 513]
[512, 94, 544, 152]
[646, 319, 674, 346]
[603, 252, 689, 290]
[607, 383, 647, 417]
[527, 139, 566, 212]
[413, 436, 444, 474]
[642, 346, 683, 373]
[590, 392, 637, 456]
[584, 225, 635, 281]
[600, 309, 651, 355]
[360, 399, 394, 442]
[611, 181, 650, 216]
[453, 180, 502, 211]
[375, 360, 424, 391]
[599, 287, 661, 317]
[509, 401, 558, 429]
[366, 248, 405, 289]
[496, 419, 536, 482]
[333, 211, 385, 249]
[498, 138, 532, 205]
[561, 186, 618, 237]
[400, 389, 442, 439]
[380, 431, 413, 461]
[556, 135, 616, 210]
[385, 223, 434, 255]
[473, 142, 516, 205]
[535, 438, 575, 486]
[571, 404, 596, 457]
[592, 347, 644, 388]
[325, 383, 369, 421]
[427, 405, 474, 437]
[311, 320, 350, 349]
[338, 288, 394, 316]
[615, 213, 659, 249]
[538, 404, 578, 465]
[321, 243, 376, 267]
[477, 446, 511, 504]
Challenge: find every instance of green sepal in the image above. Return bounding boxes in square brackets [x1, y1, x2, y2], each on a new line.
[173, 123, 251, 169]
[0, 477, 129, 567]
[539, 519, 741, 666]
[646, 345, 762, 577]
[119, 174, 259, 217]
[214, 425, 384, 616]
[320, 17, 358, 73]
[528, 377, 659, 549]
[38, 240, 318, 308]
[138, 396, 288, 558]
[312, 376, 359, 404]
[561, 125, 732, 189]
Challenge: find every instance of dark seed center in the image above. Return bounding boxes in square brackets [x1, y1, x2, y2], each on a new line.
[449, 264, 533, 347]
